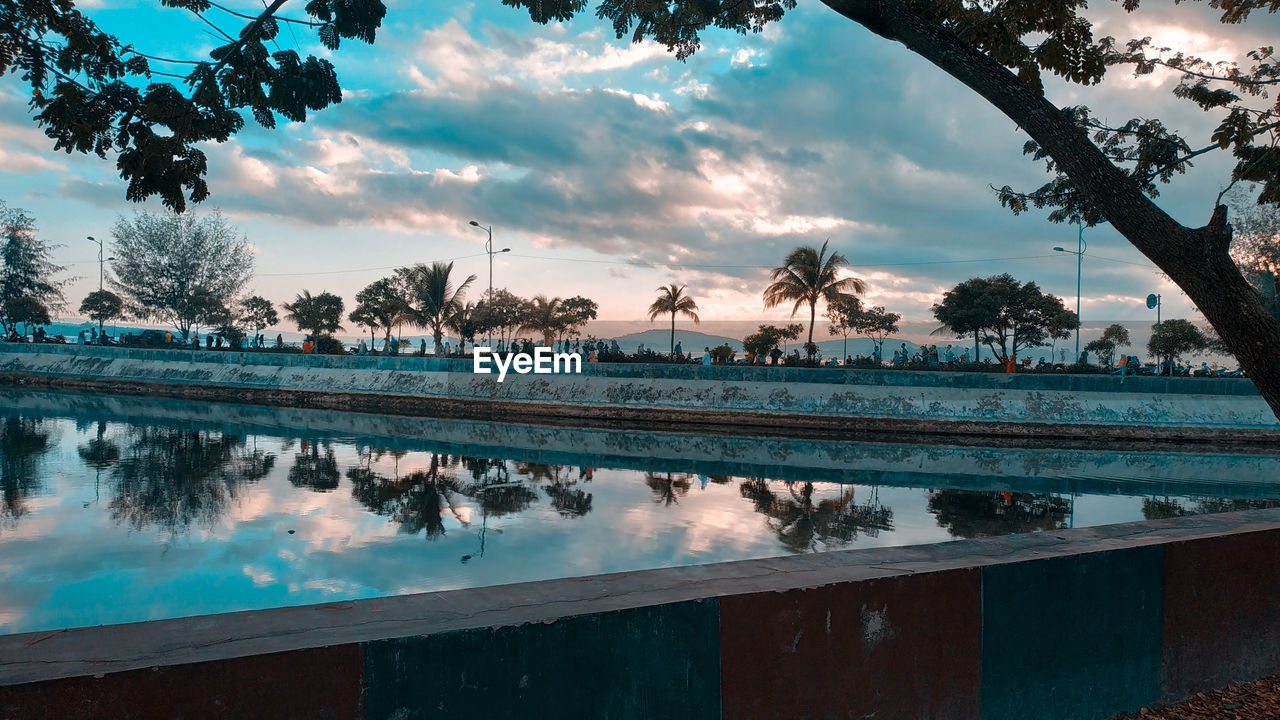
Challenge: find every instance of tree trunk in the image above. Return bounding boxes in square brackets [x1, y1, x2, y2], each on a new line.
[807, 302, 816, 354]
[670, 313, 676, 354]
[973, 331, 979, 364]
[821, 0, 1280, 418]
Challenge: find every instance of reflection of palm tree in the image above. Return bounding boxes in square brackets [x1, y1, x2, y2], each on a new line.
[514, 462, 594, 518]
[763, 240, 865, 353]
[0, 417, 52, 524]
[109, 427, 271, 534]
[77, 422, 119, 469]
[645, 471, 692, 506]
[288, 441, 340, 491]
[647, 284, 700, 354]
[348, 453, 465, 538]
[927, 490, 1070, 539]
[739, 479, 893, 553]
[460, 457, 538, 517]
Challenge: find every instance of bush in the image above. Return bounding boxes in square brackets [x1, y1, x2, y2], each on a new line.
[314, 334, 347, 355]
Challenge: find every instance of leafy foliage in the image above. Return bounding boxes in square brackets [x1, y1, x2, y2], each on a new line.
[239, 295, 279, 336]
[348, 277, 408, 346]
[1082, 322, 1131, 366]
[742, 322, 801, 359]
[1147, 319, 1209, 364]
[932, 274, 1076, 362]
[79, 289, 124, 334]
[1227, 185, 1280, 319]
[396, 262, 476, 354]
[764, 240, 864, 352]
[283, 289, 344, 340]
[1, 0, 384, 211]
[473, 288, 530, 346]
[0, 202, 67, 334]
[647, 283, 700, 353]
[108, 211, 253, 340]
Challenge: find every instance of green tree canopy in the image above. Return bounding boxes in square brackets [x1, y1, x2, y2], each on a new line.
[933, 274, 1076, 363]
[396, 262, 475, 355]
[764, 240, 864, 355]
[473, 289, 530, 347]
[5, 296, 51, 333]
[742, 323, 802, 361]
[0, 202, 67, 335]
[348, 278, 407, 348]
[1147, 319, 1209, 367]
[108, 211, 254, 341]
[79, 289, 124, 336]
[283, 290, 344, 342]
[239, 295, 279, 338]
[1083, 322, 1131, 367]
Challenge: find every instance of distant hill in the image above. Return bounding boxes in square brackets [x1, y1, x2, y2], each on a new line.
[612, 329, 743, 353]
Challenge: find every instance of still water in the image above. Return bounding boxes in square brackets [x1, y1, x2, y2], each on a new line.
[2, 389, 1278, 635]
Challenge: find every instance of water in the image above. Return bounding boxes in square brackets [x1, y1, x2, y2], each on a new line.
[2, 389, 1278, 636]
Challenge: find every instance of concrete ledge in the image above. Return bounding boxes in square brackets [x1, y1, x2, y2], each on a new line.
[3, 509, 1280, 719]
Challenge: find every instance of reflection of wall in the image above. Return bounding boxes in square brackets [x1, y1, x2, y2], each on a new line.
[5, 389, 1280, 501]
[2, 343, 1276, 431]
[4, 508, 1280, 719]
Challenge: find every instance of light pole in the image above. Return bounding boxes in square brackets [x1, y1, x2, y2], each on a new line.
[1053, 223, 1087, 363]
[469, 220, 510, 346]
[87, 236, 114, 291]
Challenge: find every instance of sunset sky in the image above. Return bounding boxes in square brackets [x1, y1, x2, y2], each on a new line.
[1, 0, 1271, 330]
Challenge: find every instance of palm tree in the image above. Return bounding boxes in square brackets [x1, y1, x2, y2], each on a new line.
[647, 284, 700, 354]
[763, 239, 865, 355]
[447, 300, 477, 354]
[397, 261, 476, 355]
[520, 295, 564, 347]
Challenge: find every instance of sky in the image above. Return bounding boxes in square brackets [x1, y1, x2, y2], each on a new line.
[1, 0, 1275, 334]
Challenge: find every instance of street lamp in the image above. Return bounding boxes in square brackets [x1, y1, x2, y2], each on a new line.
[86, 236, 116, 292]
[469, 220, 510, 346]
[1052, 223, 1087, 363]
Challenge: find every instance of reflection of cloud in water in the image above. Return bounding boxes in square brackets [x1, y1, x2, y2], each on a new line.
[1, 389, 1280, 635]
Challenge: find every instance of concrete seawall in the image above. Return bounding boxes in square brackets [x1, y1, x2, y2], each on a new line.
[4, 509, 1280, 720]
[2, 343, 1277, 442]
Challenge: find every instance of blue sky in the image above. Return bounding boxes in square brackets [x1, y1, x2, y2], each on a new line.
[1, 0, 1272, 328]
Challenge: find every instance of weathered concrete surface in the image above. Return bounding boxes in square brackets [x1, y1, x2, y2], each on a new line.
[4, 510, 1280, 720]
[2, 345, 1278, 440]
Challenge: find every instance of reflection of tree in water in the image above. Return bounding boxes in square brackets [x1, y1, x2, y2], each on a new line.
[739, 479, 894, 554]
[109, 427, 275, 534]
[0, 417, 53, 525]
[928, 490, 1071, 539]
[461, 457, 537, 517]
[1143, 496, 1280, 520]
[515, 463, 592, 518]
[288, 440, 339, 491]
[77, 421, 120, 470]
[348, 452, 463, 539]
[646, 472, 692, 506]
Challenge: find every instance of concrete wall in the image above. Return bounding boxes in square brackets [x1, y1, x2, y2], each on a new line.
[3, 509, 1280, 719]
[3, 343, 1276, 431]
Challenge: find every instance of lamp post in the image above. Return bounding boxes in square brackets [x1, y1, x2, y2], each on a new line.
[1052, 223, 1087, 363]
[86, 236, 114, 291]
[469, 220, 510, 346]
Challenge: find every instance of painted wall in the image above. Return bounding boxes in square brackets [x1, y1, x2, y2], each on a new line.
[3, 509, 1280, 719]
[2, 344, 1276, 428]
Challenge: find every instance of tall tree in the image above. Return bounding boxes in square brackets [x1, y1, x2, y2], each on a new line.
[849, 305, 901, 361]
[557, 296, 599, 343]
[932, 277, 998, 363]
[472, 289, 529, 347]
[108, 211, 254, 341]
[825, 295, 863, 360]
[1148, 320, 1209, 369]
[396, 262, 475, 355]
[349, 278, 408, 349]
[0, 202, 67, 335]
[79, 290, 124, 338]
[520, 295, 565, 347]
[934, 274, 1077, 363]
[447, 301, 477, 354]
[239, 295, 279, 341]
[763, 240, 864, 355]
[5, 297, 51, 337]
[647, 284, 700, 354]
[283, 290, 344, 343]
[1083, 323, 1131, 367]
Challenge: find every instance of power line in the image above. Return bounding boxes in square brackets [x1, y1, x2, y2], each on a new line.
[256, 252, 488, 277]
[505, 252, 1065, 270]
